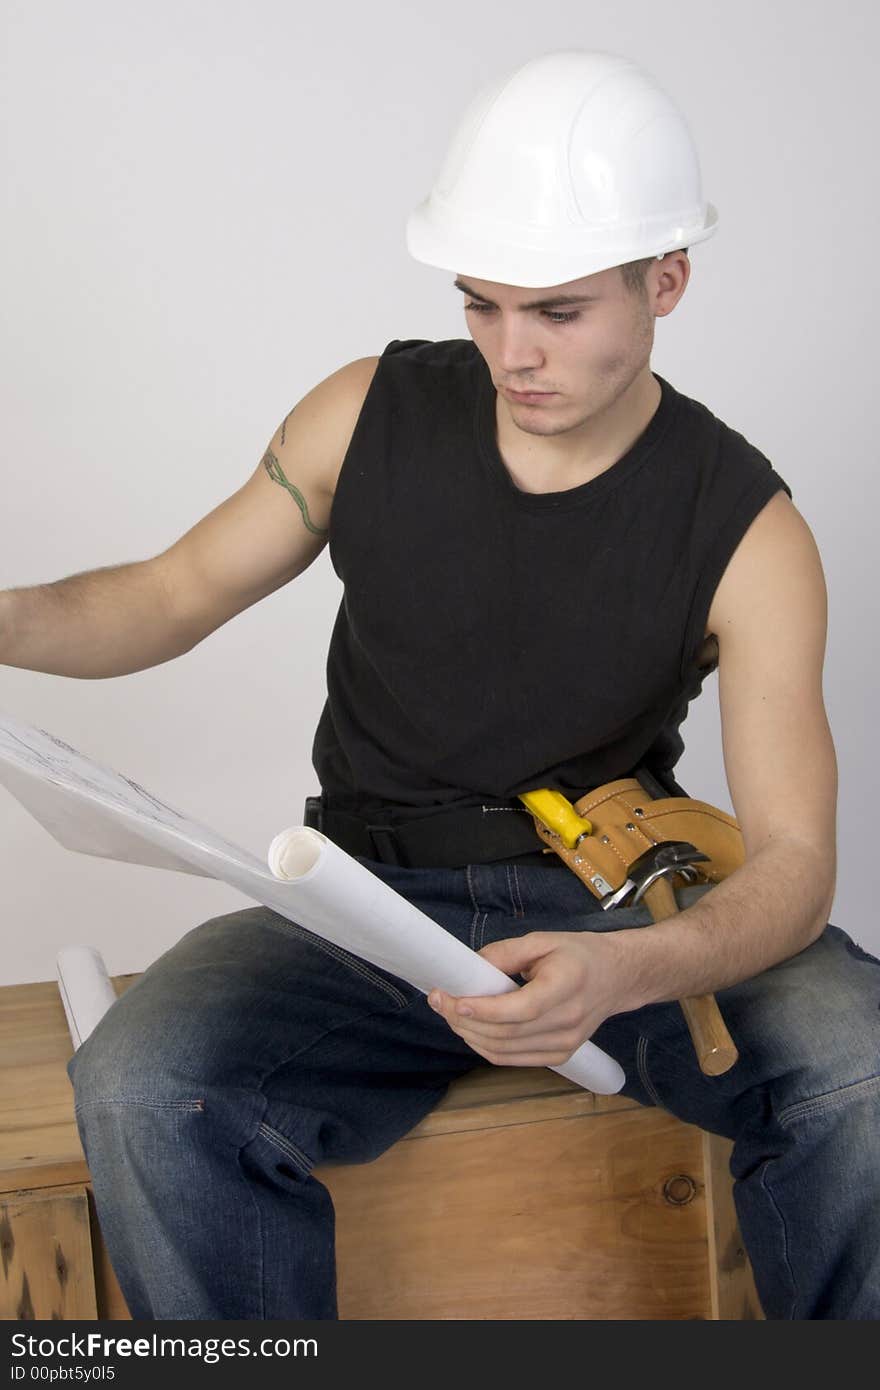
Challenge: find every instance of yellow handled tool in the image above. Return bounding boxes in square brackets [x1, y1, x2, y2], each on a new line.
[518, 788, 593, 847]
[517, 786, 738, 1077]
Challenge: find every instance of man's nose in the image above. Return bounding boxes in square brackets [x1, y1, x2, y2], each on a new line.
[494, 317, 544, 374]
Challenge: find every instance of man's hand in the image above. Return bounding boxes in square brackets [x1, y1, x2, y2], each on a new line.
[427, 930, 630, 1067]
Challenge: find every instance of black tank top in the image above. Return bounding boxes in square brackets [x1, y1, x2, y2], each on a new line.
[311, 338, 792, 816]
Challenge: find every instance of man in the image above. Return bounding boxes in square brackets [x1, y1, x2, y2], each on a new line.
[5, 50, 878, 1320]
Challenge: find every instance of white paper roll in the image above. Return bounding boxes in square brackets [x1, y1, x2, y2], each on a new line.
[0, 710, 624, 1091]
[56, 945, 118, 1050]
[267, 826, 626, 1095]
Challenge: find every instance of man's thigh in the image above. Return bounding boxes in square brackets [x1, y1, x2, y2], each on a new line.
[470, 867, 880, 1139]
[67, 860, 492, 1168]
[586, 886, 880, 1137]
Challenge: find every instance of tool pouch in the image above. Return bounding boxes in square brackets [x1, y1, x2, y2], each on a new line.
[530, 777, 744, 902]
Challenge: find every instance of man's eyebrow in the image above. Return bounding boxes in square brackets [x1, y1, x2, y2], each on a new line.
[453, 278, 598, 309]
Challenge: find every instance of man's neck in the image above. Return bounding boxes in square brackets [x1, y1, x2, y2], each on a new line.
[494, 368, 662, 495]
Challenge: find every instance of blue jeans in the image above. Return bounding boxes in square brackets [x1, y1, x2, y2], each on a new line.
[66, 856, 880, 1320]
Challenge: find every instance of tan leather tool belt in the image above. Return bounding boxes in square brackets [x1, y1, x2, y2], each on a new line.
[528, 777, 744, 904]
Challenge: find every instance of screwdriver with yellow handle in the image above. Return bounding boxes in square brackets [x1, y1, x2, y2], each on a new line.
[519, 788, 595, 846]
[518, 787, 738, 1077]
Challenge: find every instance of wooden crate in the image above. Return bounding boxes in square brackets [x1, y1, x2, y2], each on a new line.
[0, 975, 761, 1320]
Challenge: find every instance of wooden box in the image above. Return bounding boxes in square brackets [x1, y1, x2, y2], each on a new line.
[0, 975, 760, 1320]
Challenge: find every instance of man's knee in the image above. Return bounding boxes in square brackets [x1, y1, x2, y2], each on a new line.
[66, 972, 200, 1109]
[66, 910, 267, 1106]
[730, 923, 880, 1112]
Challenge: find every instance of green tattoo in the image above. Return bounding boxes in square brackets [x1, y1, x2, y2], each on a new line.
[262, 448, 328, 535]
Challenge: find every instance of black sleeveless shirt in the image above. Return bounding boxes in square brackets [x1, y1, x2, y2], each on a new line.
[311, 338, 792, 816]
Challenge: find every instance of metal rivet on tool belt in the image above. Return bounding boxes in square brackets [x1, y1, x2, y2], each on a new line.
[591, 874, 613, 893]
[663, 1174, 697, 1206]
[626, 823, 636, 832]
[634, 808, 644, 816]
[601, 835, 610, 844]
[574, 856, 583, 864]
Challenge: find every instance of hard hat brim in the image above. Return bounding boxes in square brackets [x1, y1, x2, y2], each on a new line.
[405, 200, 719, 289]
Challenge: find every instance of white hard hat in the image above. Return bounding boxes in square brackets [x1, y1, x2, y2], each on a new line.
[406, 49, 718, 288]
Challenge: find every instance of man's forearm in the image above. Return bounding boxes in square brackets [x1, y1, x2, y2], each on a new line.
[0, 561, 195, 678]
[613, 837, 837, 1010]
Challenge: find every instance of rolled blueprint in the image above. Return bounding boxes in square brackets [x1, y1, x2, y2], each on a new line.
[0, 710, 625, 1094]
[267, 827, 625, 1095]
[56, 944, 118, 1049]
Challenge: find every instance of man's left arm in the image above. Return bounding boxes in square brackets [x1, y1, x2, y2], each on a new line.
[427, 491, 839, 1066]
[612, 489, 838, 1008]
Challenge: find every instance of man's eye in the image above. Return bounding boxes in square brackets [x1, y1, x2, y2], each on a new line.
[464, 302, 580, 324]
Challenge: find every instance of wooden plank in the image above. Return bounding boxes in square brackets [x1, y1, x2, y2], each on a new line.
[0, 976, 138, 1191]
[407, 1065, 638, 1139]
[85, 1187, 131, 1320]
[0, 1155, 91, 1196]
[702, 1132, 763, 1319]
[322, 1107, 713, 1320]
[0, 1184, 97, 1319]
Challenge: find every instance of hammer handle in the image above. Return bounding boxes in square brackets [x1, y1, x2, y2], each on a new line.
[640, 877, 739, 1077]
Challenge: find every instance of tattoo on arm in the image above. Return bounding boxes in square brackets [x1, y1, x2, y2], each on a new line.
[262, 448, 328, 536]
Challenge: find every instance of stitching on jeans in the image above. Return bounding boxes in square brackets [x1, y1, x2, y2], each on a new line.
[256, 1121, 315, 1176]
[277, 922, 408, 1006]
[468, 911, 480, 951]
[466, 862, 482, 948]
[241, 1112, 267, 1318]
[504, 863, 525, 919]
[636, 1036, 664, 1107]
[466, 862, 480, 912]
[512, 864, 525, 918]
[255, 987, 446, 1098]
[759, 1159, 798, 1317]
[474, 911, 488, 952]
[777, 1071, 880, 1128]
[73, 1098, 205, 1116]
[272, 920, 409, 1008]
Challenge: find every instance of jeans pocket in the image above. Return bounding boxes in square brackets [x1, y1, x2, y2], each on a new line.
[252, 1119, 316, 1180]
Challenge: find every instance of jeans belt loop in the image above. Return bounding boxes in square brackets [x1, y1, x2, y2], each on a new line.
[365, 823, 404, 866]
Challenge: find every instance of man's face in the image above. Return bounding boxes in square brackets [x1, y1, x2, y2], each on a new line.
[454, 264, 658, 438]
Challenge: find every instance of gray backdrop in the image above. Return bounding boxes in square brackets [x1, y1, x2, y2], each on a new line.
[2, 0, 877, 983]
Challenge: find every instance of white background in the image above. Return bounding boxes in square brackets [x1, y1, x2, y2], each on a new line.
[2, 0, 877, 983]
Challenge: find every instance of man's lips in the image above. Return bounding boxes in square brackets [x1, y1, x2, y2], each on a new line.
[504, 387, 557, 401]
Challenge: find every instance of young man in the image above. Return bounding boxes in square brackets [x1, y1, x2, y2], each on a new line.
[5, 51, 879, 1320]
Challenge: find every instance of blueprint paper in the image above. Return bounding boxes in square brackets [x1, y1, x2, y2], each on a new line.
[0, 710, 625, 1094]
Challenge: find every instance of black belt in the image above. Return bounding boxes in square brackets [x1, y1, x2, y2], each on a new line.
[302, 766, 682, 869]
[303, 796, 550, 868]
